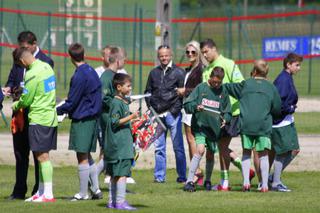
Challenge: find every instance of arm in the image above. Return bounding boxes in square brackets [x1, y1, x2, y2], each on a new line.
[220, 90, 232, 124]
[12, 73, 37, 111]
[183, 85, 200, 114]
[101, 76, 114, 110]
[274, 78, 296, 114]
[271, 86, 282, 119]
[223, 81, 245, 100]
[144, 71, 153, 108]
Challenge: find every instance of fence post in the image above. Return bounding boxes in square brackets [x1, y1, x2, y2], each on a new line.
[132, 3, 138, 90]
[122, 4, 127, 51]
[64, 3, 67, 89]
[48, 11, 52, 58]
[227, 7, 233, 59]
[0, 0, 3, 83]
[139, 7, 143, 112]
[308, 13, 315, 94]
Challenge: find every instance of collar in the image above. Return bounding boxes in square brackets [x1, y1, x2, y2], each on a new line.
[161, 60, 173, 73]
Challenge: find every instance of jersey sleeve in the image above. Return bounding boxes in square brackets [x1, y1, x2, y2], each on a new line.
[223, 81, 245, 100]
[183, 84, 200, 114]
[13, 73, 37, 110]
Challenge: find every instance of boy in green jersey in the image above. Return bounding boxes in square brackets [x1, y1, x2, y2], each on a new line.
[105, 73, 139, 210]
[224, 60, 281, 192]
[12, 47, 57, 202]
[183, 67, 231, 192]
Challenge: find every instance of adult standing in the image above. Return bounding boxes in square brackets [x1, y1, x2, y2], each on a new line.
[12, 47, 58, 202]
[2, 31, 54, 200]
[145, 45, 187, 183]
[177, 41, 207, 185]
[270, 53, 303, 192]
[200, 39, 254, 190]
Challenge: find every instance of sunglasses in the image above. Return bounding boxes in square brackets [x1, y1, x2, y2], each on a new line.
[185, 50, 196, 55]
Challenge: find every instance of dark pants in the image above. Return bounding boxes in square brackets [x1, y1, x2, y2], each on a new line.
[11, 127, 39, 198]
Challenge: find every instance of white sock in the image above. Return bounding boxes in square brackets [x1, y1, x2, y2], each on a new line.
[242, 153, 251, 186]
[260, 155, 269, 189]
[44, 182, 53, 198]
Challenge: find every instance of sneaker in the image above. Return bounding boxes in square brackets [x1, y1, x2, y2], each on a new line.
[260, 187, 269, 193]
[204, 181, 212, 191]
[257, 182, 262, 191]
[126, 177, 136, 184]
[115, 201, 137, 211]
[249, 168, 256, 182]
[106, 202, 115, 209]
[25, 194, 40, 202]
[212, 184, 230, 191]
[104, 176, 111, 184]
[183, 182, 196, 192]
[91, 189, 103, 200]
[271, 183, 291, 192]
[242, 184, 251, 192]
[32, 195, 56, 203]
[71, 193, 89, 201]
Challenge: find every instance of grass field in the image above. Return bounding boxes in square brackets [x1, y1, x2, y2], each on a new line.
[0, 166, 320, 213]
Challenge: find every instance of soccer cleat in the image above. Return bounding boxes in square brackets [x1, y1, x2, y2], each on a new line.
[115, 201, 137, 211]
[271, 183, 291, 192]
[91, 189, 103, 200]
[183, 182, 196, 192]
[257, 182, 262, 191]
[25, 194, 40, 202]
[126, 177, 136, 184]
[204, 181, 212, 191]
[249, 168, 256, 182]
[260, 187, 268, 193]
[71, 193, 89, 201]
[212, 184, 231, 191]
[32, 195, 56, 203]
[242, 184, 251, 192]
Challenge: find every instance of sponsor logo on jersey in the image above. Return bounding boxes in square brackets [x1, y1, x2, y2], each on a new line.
[201, 98, 220, 108]
[44, 75, 56, 93]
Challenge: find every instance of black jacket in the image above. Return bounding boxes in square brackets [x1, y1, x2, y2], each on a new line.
[145, 63, 185, 117]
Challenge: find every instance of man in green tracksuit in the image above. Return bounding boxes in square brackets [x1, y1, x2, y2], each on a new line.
[12, 47, 57, 202]
[200, 38, 254, 191]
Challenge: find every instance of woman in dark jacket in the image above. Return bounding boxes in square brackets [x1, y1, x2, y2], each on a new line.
[177, 41, 208, 184]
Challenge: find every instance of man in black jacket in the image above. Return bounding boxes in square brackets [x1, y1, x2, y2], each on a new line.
[2, 31, 54, 200]
[145, 45, 187, 183]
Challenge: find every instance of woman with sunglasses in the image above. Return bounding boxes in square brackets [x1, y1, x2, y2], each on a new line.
[177, 41, 208, 187]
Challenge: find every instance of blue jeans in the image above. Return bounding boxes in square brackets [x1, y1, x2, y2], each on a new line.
[154, 112, 186, 182]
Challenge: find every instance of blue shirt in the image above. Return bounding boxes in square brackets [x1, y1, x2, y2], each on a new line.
[273, 70, 298, 124]
[57, 63, 102, 120]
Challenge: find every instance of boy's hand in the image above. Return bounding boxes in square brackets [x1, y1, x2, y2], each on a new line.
[176, 87, 185, 96]
[220, 116, 226, 128]
[131, 111, 140, 120]
[197, 105, 204, 111]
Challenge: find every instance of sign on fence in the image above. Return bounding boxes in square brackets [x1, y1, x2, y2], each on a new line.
[262, 35, 320, 59]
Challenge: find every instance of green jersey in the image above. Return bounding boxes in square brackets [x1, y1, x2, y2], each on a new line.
[100, 69, 116, 113]
[104, 97, 134, 162]
[202, 55, 244, 116]
[184, 82, 232, 142]
[13, 59, 57, 127]
[224, 78, 281, 137]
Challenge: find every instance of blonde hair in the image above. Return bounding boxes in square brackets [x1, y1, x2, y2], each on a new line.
[185, 40, 208, 69]
[252, 59, 269, 78]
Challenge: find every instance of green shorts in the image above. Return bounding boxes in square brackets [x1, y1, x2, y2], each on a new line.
[194, 133, 217, 153]
[241, 134, 271, 152]
[69, 118, 98, 153]
[106, 159, 133, 177]
[271, 123, 299, 155]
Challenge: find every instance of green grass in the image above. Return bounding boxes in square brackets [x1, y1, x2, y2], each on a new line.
[0, 165, 320, 212]
[1, 112, 320, 134]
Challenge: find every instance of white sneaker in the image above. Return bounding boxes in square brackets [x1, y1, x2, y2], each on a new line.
[126, 177, 136, 184]
[71, 193, 89, 201]
[25, 194, 40, 202]
[257, 183, 262, 191]
[104, 176, 111, 184]
[32, 195, 56, 202]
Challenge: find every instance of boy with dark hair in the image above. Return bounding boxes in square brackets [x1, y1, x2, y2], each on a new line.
[3, 31, 54, 200]
[57, 42, 102, 201]
[270, 53, 303, 192]
[224, 59, 281, 192]
[105, 73, 139, 210]
[183, 67, 232, 192]
[12, 47, 58, 202]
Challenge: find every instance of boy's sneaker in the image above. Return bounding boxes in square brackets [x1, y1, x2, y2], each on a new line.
[91, 189, 103, 200]
[25, 194, 40, 202]
[127, 177, 136, 184]
[32, 195, 56, 203]
[260, 187, 268, 193]
[257, 182, 262, 191]
[212, 184, 230, 191]
[71, 193, 89, 201]
[204, 181, 212, 191]
[183, 182, 196, 192]
[115, 201, 137, 211]
[271, 183, 291, 192]
[242, 184, 251, 192]
[249, 169, 256, 182]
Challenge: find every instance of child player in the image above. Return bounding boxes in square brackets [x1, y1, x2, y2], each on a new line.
[183, 67, 232, 192]
[224, 59, 281, 192]
[105, 73, 139, 210]
[57, 43, 102, 201]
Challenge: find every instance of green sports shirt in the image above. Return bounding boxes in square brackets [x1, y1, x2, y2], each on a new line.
[13, 59, 58, 127]
[202, 55, 244, 116]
